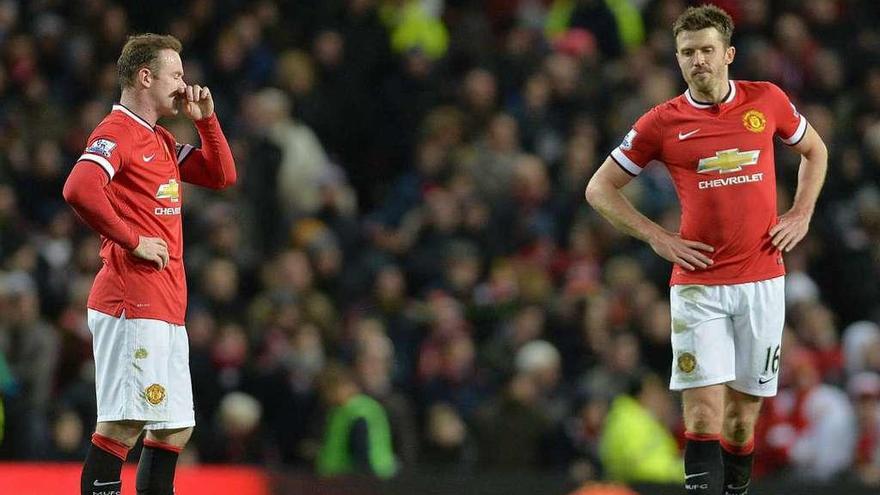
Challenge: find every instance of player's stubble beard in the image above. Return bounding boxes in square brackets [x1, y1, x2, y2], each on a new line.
[691, 70, 713, 95]
[689, 66, 727, 100]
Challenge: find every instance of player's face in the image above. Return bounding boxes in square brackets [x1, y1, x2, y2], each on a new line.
[675, 28, 735, 94]
[150, 49, 186, 117]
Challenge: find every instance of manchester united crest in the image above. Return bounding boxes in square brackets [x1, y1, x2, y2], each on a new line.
[742, 110, 766, 133]
[678, 352, 697, 373]
[145, 384, 166, 405]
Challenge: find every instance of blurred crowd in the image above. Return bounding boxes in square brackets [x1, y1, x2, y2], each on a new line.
[1, 0, 880, 487]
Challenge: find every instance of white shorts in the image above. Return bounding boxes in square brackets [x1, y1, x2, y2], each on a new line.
[669, 276, 785, 397]
[88, 309, 195, 429]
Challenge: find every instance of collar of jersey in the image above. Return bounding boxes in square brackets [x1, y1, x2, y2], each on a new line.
[684, 80, 736, 109]
[112, 104, 155, 132]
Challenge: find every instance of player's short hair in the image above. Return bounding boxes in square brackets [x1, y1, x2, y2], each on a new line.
[672, 4, 734, 47]
[117, 33, 182, 88]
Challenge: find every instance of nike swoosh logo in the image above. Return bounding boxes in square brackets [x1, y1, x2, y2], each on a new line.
[93, 480, 121, 486]
[678, 129, 700, 140]
[758, 376, 776, 385]
[685, 471, 709, 480]
[143, 154, 155, 162]
[726, 481, 751, 491]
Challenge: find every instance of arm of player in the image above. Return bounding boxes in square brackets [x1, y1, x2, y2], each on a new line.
[177, 114, 237, 189]
[177, 84, 237, 189]
[769, 124, 828, 252]
[63, 163, 139, 249]
[586, 158, 714, 271]
[63, 164, 169, 269]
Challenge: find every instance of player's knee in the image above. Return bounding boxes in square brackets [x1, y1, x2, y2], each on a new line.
[145, 426, 194, 448]
[724, 421, 753, 443]
[723, 412, 756, 443]
[688, 416, 721, 434]
[95, 420, 147, 448]
[684, 402, 723, 433]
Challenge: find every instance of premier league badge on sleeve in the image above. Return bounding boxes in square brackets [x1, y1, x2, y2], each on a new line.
[621, 129, 637, 150]
[85, 138, 117, 158]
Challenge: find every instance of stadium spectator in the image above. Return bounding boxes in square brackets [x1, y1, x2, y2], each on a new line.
[315, 362, 398, 479]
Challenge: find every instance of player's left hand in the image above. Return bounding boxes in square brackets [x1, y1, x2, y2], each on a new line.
[769, 208, 811, 252]
[179, 84, 214, 121]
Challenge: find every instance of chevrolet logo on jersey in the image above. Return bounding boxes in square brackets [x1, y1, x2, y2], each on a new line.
[697, 149, 760, 174]
[155, 179, 180, 202]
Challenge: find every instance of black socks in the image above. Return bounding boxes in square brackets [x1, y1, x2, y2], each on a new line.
[136, 439, 182, 495]
[82, 433, 129, 495]
[721, 437, 754, 495]
[684, 432, 723, 494]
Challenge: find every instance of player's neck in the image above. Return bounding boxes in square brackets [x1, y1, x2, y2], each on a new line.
[119, 91, 159, 127]
[689, 78, 731, 104]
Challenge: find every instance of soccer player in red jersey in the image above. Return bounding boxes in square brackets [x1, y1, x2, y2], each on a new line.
[586, 6, 827, 495]
[63, 34, 236, 495]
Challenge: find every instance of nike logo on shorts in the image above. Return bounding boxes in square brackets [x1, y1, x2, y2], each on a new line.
[758, 376, 776, 385]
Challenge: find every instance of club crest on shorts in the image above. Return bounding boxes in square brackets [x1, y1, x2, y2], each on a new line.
[742, 109, 766, 133]
[145, 384, 166, 405]
[134, 348, 148, 359]
[678, 352, 697, 373]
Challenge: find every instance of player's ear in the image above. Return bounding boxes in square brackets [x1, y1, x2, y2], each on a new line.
[138, 67, 152, 88]
[725, 45, 736, 65]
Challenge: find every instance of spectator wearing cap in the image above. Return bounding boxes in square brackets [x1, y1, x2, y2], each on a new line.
[198, 391, 266, 464]
[515, 339, 569, 425]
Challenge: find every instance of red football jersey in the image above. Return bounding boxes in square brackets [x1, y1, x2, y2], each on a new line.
[610, 80, 807, 286]
[78, 104, 189, 324]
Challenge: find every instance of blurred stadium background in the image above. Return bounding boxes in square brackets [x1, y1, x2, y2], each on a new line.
[1, 0, 880, 493]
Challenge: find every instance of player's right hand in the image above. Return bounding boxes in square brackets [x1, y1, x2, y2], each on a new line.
[132, 236, 169, 270]
[649, 230, 714, 271]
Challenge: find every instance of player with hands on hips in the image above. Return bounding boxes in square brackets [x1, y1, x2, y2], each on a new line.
[586, 5, 827, 495]
[63, 33, 236, 495]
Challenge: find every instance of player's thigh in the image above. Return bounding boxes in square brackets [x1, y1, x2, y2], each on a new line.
[670, 284, 736, 391]
[730, 276, 785, 397]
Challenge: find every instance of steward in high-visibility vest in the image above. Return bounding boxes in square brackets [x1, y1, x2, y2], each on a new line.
[316, 363, 397, 478]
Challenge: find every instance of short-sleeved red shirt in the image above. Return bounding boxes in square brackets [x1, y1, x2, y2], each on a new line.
[610, 80, 807, 286]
